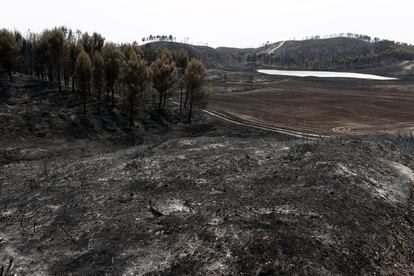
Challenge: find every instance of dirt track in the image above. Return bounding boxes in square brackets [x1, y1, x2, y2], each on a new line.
[208, 76, 414, 135]
[202, 109, 323, 139]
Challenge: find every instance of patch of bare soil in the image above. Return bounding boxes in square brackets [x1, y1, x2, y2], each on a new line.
[1, 75, 414, 275]
[209, 75, 414, 135]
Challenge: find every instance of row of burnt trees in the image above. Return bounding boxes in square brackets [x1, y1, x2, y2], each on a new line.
[141, 35, 176, 43]
[0, 29, 21, 81]
[0, 27, 209, 124]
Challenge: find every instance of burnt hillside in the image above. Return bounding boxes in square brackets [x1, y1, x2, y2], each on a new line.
[142, 38, 414, 71]
[1, 75, 414, 275]
[255, 37, 414, 69]
[141, 41, 248, 71]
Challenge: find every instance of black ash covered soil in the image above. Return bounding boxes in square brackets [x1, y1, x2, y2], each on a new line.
[1, 75, 414, 275]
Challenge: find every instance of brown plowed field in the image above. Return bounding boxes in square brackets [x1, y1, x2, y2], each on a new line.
[209, 76, 414, 135]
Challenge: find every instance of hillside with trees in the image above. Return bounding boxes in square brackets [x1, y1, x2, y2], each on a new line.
[0, 27, 210, 129]
[141, 41, 246, 70]
[143, 35, 414, 71]
[5, 29, 412, 78]
[251, 36, 414, 70]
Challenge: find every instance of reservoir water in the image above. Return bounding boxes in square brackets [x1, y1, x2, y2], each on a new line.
[258, 69, 397, 80]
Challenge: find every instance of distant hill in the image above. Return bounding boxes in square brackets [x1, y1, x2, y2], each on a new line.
[141, 41, 248, 71]
[141, 37, 414, 71]
[253, 37, 414, 70]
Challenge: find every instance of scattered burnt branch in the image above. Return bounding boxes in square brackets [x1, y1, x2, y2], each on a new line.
[149, 198, 163, 217]
[79, 174, 87, 187]
[63, 175, 71, 182]
[25, 178, 37, 191]
[0, 202, 8, 216]
[5, 258, 13, 276]
[20, 208, 26, 227]
[43, 161, 49, 177]
[59, 226, 82, 251]
[0, 168, 4, 194]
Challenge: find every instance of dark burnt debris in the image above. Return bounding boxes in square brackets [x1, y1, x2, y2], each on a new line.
[0, 74, 414, 275]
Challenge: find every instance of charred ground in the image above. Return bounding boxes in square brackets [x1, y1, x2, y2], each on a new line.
[1, 74, 414, 275]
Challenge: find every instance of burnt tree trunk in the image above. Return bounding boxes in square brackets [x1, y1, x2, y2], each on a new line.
[184, 85, 189, 108]
[57, 61, 62, 93]
[83, 90, 86, 117]
[158, 90, 163, 114]
[179, 87, 183, 112]
[72, 77, 75, 93]
[163, 91, 167, 108]
[129, 94, 134, 126]
[97, 87, 101, 113]
[111, 87, 115, 107]
[188, 87, 194, 124]
[48, 65, 54, 82]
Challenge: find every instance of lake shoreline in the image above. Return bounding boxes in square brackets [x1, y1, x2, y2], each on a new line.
[257, 69, 398, 80]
